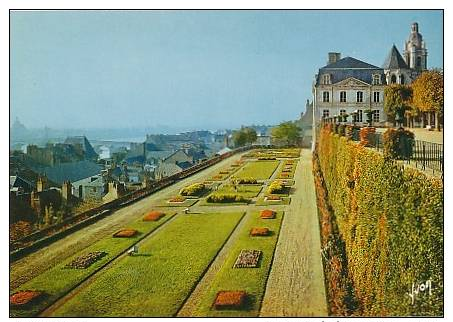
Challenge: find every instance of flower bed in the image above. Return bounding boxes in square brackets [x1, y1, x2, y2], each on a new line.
[233, 249, 262, 268]
[250, 227, 270, 236]
[213, 291, 247, 310]
[65, 251, 108, 269]
[143, 211, 165, 221]
[10, 290, 45, 308]
[260, 209, 276, 219]
[211, 175, 224, 181]
[168, 196, 186, 203]
[219, 170, 230, 175]
[113, 229, 138, 238]
[207, 193, 247, 203]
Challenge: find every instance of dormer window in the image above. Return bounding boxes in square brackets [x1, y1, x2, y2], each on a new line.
[323, 74, 331, 85]
[372, 74, 381, 85]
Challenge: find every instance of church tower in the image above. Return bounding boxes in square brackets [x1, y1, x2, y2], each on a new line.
[403, 22, 428, 72]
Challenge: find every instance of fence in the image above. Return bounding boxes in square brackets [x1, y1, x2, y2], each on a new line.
[340, 126, 443, 176]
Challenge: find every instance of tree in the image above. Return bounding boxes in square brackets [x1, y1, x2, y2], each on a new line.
[232, 127, 257, 147]
[384, 84, 413, 126]
[271, 121, 301, 146]
[411, 70, 444, 130]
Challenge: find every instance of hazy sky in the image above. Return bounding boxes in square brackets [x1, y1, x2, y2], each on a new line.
[10, 10, 443, 130]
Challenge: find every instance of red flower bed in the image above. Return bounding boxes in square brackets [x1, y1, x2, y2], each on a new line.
[214, 291, 247, 310]
[260, 209, 276, 219]
[250, 227, 270, 236]
[10, 290, 45, 307]
[113, 229, 138, 238]
[279, 173, 290, 178]
[66, 251, 107, 269]
[143, 211, 165, 221]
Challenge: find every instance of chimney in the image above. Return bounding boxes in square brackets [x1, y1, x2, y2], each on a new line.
[37, 175, 47, 192]
[62, 181, 72, 201]
[328, 52, 341, 65]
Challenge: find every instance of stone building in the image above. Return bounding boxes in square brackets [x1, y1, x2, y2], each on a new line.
[312, 22, 428, 126]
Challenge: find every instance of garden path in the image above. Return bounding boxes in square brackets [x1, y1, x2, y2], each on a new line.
[259, 149, 328, 317]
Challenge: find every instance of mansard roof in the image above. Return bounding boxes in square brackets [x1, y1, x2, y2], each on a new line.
[382, 45, 409, 69]
[316, 56, 385, 86]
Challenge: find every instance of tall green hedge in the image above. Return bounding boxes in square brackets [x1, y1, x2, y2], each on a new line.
[316, 127, 443, 316]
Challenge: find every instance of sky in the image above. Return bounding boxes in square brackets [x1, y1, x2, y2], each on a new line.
[10, 10, 443, 131]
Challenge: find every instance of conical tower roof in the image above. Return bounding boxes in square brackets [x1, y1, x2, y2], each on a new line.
[382, 45, 409, 69]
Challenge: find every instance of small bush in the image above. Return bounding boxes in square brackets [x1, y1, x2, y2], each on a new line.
[207, 193, 247, 203]
[260, 209, 276, 219]
[143, 211, 165, 221]
[383, 128, 415, 159]
[359, 127, 376, 147]
[267, 181, 285, 194]
[338, 124, 346, 136]
[113, 229, 138, 238]
[214, 291, 247, 310]
[180, 183, 205, 196]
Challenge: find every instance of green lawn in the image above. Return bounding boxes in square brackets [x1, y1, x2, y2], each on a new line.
[216, 184, 263, 198]
[10, 212, 177, 318]
[191, 211, 284, 317]
[50, 212, 245, 317]
[234, 161, 279, 180]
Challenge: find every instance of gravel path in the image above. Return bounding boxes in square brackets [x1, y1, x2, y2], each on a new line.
[259, 149, 328, 317]
[10, 152, 246, 290]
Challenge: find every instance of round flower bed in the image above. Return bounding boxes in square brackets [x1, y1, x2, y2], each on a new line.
[113, 229, 138, 238]
[10, 290, 45, 308]
[260, 209, 276, 219]
[143, 211, 165, 221]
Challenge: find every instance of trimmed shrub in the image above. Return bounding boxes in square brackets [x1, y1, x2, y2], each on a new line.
[383, 128, 415, 159]
[231, 177, 258, 184]
[206, 193, 247, 203]
[143, 211, 165, 221]
[267, 181, 285, 194]
[338, 124, 346, 136]
[316, 127, 443, 316]
[180, 183, 205, 196]
[359, 127, 376, 147]
[214, 291, 247, 310]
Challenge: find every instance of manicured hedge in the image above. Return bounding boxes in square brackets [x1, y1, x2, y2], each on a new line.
[180, 183, 206, 196]
[316, 127, 443, 316]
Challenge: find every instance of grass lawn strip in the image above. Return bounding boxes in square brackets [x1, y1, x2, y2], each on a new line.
[255, 197, 291, 206]
[216, 184, 262, 198]
[234, 161, 279, 180]
[10, 212, 176, 318]
[51, 212, 244, 317]
[192, 211, 283, 317]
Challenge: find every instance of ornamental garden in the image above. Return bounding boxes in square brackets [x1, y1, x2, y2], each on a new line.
[10, 149, 300, 318]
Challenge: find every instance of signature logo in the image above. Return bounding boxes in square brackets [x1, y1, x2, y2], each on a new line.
[407, 279, 433, 305]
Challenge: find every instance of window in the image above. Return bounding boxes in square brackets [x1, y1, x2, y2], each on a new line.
[340, 109, 347, 116]
[323, 91, 330, 102]
[373, 110, 380, 123]
[400, 74, 405, 84]
[357, 110, 363, 122]
[417, 57, 421, 68]
[372, 74, 381, 85]
[323, 74, 331, 84]
[373, 91, 380, 103]
[340, 91, 346, 102]
[356, 91, 363, 103]
[391, 75, 397, 84]
[322, 109, 330, 118]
